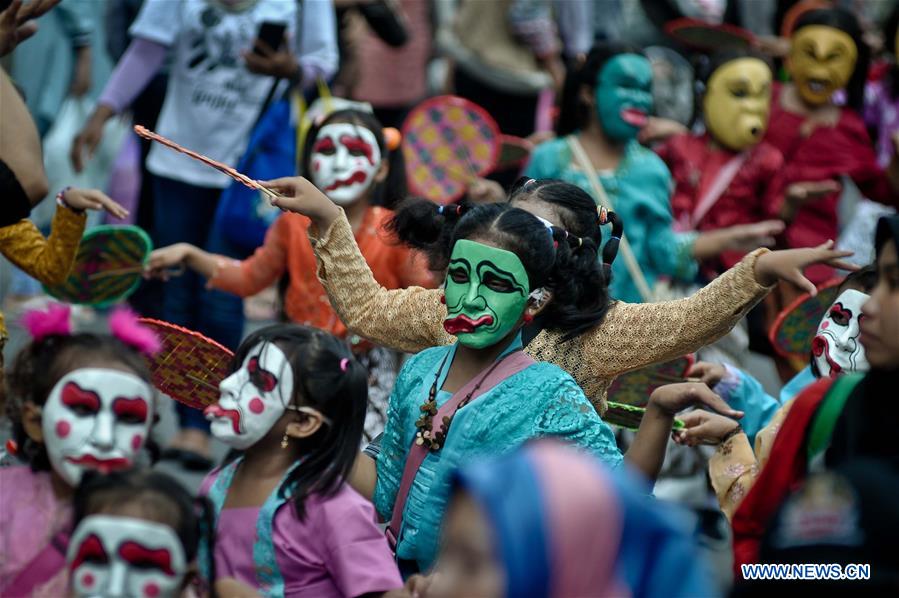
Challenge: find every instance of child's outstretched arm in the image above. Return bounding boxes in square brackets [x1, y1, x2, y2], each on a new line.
[0, 188, 127, 285]
[264, 176, 451, 354]
[146, 214, 290, 298]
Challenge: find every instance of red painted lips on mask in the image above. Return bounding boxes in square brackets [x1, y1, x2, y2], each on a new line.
[65, 454, 131, 473]
[204, 404, 242, 434]
[620, 108, 648, 127]
[811, 335, 843, 375]
[443, 314, 494, 335]
[325, 171, 368, 192]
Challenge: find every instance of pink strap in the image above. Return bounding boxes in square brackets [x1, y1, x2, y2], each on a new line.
[386, 351, 535, 550]
[5, 532, 69, 597]
[687, 151, 749, 230]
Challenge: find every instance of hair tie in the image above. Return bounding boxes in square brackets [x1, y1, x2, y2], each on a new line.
[610, 236, 620, 242]
[383, 127, 402, 151]
[108, 307, 162, 356]
[598, 206, 609, 225]
[576, 236, 583, 248]
[21, 303, 72, 343]
[340, 358, 349, 372]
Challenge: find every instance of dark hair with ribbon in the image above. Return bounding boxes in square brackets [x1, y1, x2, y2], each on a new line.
[508, 177, 623, 282]
[230, 324, 368, 519]
[74, 468, 218, 597]
[388, 198, 610, 339]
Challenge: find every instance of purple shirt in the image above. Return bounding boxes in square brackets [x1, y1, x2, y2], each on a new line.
[201, 472, 401, 597]
[864, 79, 899, 168]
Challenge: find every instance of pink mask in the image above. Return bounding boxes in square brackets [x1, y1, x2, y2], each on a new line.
[68, 515, 186, 598]
[811, 289, 870, 377]
[42, 369, 154, 486]
[309, 123, 382, 206]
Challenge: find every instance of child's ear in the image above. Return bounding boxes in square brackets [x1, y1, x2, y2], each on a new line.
[21, 402, 44, 443]
[285, 414, 323, 440]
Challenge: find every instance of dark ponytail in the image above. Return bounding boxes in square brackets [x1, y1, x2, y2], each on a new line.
[389, 200, 611, 339]
[600, 210, 623, 282]
[231, 325, 368, 520]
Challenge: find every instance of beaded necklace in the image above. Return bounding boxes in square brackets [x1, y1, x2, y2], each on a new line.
[414, 350, 518, 452]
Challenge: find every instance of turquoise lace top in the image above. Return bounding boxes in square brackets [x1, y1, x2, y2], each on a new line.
[373, 336, 623, 570]
[524, 136, 698, 303]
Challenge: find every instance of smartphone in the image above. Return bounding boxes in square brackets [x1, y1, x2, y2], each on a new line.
[254, 21, 287, 54]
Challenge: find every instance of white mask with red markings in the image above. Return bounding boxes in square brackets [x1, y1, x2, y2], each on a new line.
[68, 515, 186, 598]
[205, 342, 294, 450]
[309, 123, 382, 206]
[811, 289, 870, 377]
[42, 369, 153, 486]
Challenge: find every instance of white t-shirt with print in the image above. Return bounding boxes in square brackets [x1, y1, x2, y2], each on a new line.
[131, 0, 299, 189]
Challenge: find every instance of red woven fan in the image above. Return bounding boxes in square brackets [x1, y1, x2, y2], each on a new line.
[665, 18, 755, 52]
[138, 319, 233, 410]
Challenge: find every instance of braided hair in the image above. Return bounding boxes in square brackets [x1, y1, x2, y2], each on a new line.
[389, 197, 615, 340]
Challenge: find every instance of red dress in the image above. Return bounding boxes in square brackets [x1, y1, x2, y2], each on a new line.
[657, 133, 785, 271]
[765, 85, 897, 283]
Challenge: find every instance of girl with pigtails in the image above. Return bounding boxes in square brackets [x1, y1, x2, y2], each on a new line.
[147, 108, 435, 442]
[261, 175, 855, 420]
[266, 178, 753, 573]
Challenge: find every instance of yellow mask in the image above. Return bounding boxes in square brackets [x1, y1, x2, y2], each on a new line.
[788, 25, 857, 106]
[703, 58, 772, 151]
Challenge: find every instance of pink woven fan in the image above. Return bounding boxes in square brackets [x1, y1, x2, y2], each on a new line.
[137, 319, 233, 410]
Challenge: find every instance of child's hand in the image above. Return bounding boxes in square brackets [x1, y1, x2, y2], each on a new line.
[754, 240, 857, 294]
[687, 361, 727, 388]
[62, 188, 129, 219]
[673, 410, 742, 447]
[145, 243, 192, 280]
[260, 176, 340, 231]
[647, 382, 744, 420]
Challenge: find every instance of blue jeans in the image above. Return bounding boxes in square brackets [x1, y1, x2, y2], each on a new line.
[152, 175, 246, 431]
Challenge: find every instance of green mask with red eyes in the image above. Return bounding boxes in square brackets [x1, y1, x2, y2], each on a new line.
[443, 240, 531, 349]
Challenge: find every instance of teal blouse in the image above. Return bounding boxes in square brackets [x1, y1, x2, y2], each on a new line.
[524, 136, 698, 303]
[373, 335, 623, 570]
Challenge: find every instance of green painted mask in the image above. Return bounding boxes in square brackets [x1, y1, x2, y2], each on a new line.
[595, 54, 654, 142]
[443, 240, 531, 349]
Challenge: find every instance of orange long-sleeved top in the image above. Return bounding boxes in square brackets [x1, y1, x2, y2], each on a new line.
[209, 206, 435, 345]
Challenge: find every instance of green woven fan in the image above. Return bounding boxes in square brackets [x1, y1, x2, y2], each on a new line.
[43, 225, 152, 308]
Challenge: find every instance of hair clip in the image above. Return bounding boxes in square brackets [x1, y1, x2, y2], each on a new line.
[21, 302, 72, 343]
[438, 204, 463, 216]
[383, 127, 402, 151]
[598, 206, 609, 225]
[340, 358, 349, 372]
[109, 307, 162, 356]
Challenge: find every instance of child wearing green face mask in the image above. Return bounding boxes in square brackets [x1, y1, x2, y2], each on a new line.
[526, 42, 785, 304]
[273, 197, 739, 574]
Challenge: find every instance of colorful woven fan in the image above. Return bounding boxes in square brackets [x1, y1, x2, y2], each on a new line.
[402, 95, 502, 204]
[138, 319, 234, 411]
[769, 278, 842, 359]
[43, 225, 152, 307]
[606, 354, 696, 410]
[665, 18, 755, 52]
